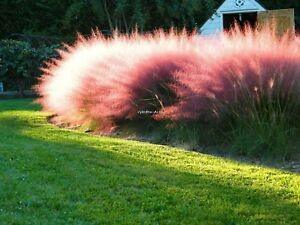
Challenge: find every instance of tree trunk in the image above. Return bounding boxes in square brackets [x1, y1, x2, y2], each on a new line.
[16, 77, 25, 98]
[122, 10, 129, 33]
[103, 0, 114, 32]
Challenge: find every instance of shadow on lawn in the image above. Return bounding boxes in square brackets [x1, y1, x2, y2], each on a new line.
[0, 109, 299, 224]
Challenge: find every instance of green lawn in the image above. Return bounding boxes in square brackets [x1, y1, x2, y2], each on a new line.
[0, 99, 299, 225]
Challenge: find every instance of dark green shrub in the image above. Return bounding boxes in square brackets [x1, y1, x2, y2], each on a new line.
[0, 39, 59, 96]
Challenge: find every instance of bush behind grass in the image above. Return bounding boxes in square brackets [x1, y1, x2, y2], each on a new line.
[37, 27, 300, 159]
[0, 39, 59, 96]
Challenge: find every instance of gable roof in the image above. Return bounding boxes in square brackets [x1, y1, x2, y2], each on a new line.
[216, 0, 265, 13]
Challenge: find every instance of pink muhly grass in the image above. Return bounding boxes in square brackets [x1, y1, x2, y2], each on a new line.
[37, 27, 300, 132]
[37, 30, 200, 131]
[159, 27, 300, 122]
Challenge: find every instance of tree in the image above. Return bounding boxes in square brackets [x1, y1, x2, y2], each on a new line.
[0, 0, 299, 38]
[0, 40, 58, 96]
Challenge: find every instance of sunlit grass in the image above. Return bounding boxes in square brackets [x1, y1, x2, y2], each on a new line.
[0, 99, 299, 225]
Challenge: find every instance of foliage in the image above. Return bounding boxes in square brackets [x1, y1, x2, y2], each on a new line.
[0, 0, 299, 39]
[0, 39, 59, 95]
[37, 27, 300, 158]
[0, 40, 37, 95]
[62, 1, 100, 35]
[0, 99, 299, 225]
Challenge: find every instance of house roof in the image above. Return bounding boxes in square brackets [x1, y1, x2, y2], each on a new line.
[216, 0, 266, 13]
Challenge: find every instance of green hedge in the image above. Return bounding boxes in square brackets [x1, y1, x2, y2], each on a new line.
[0, 39, 59, 96]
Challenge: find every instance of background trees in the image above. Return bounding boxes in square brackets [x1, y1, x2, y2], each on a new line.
[1, 0, 298, 39]
[0, 40, 58, 95]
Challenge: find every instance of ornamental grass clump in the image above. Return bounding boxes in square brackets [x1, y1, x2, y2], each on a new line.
[37, 27, 300, 158]
[37, 30, 200, 131]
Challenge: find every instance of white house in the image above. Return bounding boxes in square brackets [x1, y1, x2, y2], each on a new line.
[200, 0, 266, 35]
